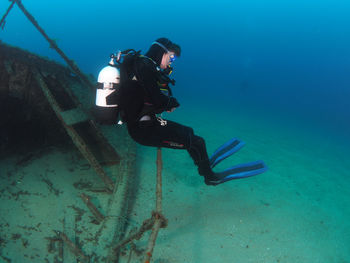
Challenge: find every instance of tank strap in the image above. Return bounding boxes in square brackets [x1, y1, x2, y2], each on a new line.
[96, 82, 119, 90]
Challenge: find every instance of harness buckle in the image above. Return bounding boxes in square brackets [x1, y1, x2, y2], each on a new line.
[157, 117, 167, 126]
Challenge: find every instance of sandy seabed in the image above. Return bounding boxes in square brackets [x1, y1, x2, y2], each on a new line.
[1, 105, 349, 263]
[123, 104, 350, 263]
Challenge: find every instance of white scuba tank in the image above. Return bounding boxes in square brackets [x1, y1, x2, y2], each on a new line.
[95, 58, 120, 107]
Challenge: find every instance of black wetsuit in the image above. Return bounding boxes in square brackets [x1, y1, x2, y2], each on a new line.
[120, 56, 213, 176]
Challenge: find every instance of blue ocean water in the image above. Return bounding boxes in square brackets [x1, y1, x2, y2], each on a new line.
[1, 0, 349, 136]
[1, 0, 350, 262]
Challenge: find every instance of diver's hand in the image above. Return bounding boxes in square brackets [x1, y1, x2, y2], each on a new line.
[166, 97, 180, 112]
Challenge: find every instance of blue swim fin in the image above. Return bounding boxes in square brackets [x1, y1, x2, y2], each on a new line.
[205, 160, 267, 186]
[209, 138, 245, 168]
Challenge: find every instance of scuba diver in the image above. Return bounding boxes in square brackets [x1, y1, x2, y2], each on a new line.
[98, 37, 267, 185]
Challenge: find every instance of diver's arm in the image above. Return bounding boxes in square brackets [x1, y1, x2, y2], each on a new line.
[138, 60, 180, 111]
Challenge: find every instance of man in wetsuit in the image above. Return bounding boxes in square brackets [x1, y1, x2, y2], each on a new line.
[119, 38, 218, 185]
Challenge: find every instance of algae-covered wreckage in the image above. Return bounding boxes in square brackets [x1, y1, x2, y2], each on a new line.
[0, 42, 141, 262]
[1, 2, 169, 261]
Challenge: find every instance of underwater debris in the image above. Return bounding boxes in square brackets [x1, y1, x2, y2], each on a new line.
[67, 205, 86, 222]
[73, 179, 93, 190]
[80, 193, 105, 224]
[10, 190, 31, 201]
[45, 236, 60, 254]
[0, 236, 7, 247]
[11, 233, 21, 240]
[1, 42, 137, 261]
[21, 238, 29, 248]
[113, 217, 155, 252]
[41, 176, 62, 196]
[113, 210, 168, 253]
[54, 230, 89, 262]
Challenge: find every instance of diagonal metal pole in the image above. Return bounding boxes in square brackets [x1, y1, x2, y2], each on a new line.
[12, 0, 95, 91]
[0, 1, 15, 29]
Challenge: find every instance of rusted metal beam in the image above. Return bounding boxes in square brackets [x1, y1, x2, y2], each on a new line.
[143, 148, 167, 263]
[55, 230, 89, 262]
[80, 193, 105, 223]
[13, 0, 95, 91]
[0, 1, 15, 29]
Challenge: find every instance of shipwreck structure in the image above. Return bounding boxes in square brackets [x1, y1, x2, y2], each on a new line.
[0, 39, 139, 262]
[0, 1, 167, 262]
